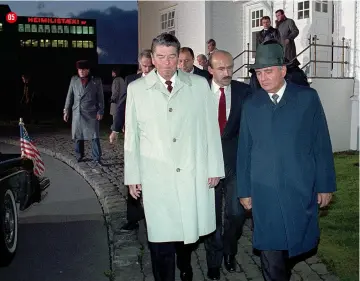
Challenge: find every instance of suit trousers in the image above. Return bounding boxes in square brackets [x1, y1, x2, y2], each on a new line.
[204, 174, 246, 269]
[75, 139, 102, 161]
[126, 189, 145, 222]
[148, 241, 194, 281]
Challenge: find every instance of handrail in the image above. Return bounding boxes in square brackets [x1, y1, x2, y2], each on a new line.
[233, 34, 350, 78]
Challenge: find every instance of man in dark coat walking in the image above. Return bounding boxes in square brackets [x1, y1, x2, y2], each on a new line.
[204, 50, 249, 280]
[237, 43, 336, 281]
[64, 60, 104, 164]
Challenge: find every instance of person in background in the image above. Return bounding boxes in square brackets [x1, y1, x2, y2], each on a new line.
[124, 33, 225, 281]
[256, 16, 280, 46]
[197, 54, 209, 70]
[109, 67, 126, 122]
[109, 49, 154, 233]
[178, 47, 210, 80]
[237, 42, 336, 281]
[20, 74, 36, 124]
[207, 39, 218, 59]
[275, 9, 299, 61]
[63, 60, 104, 165]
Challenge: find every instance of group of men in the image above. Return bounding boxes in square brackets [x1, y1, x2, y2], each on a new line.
[63, 29, 336, 281]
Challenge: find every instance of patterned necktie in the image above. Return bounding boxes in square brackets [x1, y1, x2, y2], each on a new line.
[165, 81, 173, 93]
[218, 87, 227, 135]
[272, 94, 279, 105]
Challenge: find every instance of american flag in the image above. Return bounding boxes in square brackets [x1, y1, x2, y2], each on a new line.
[20, 121, 45, 177]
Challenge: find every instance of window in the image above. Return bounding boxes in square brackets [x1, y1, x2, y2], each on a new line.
[160, 10, 175, 35]
[89, 41, 94, 48]
[64, 25, 69, 33]
[38, 25, 44, 32]
[251, 9, 263, 58]
[32, 39, 38, 47]
[18, 24, 24, 32]
[83, 26, 89, 34]
[20, 40, 25, 47]
[77, 26, 82, 34]
[44, 25, 50, 33]
[45, 39, 50, 47]
[58, 40, 64, 47]
[25, 24, 31, 32]
[31, 24, 37, 32]
[89, 26, 94, 34]
[64, 40, 69, 48]
[72, 40, 77, 48]
[51, 25, 57, 33]
[298, 1, 310, 19]
[58, 25, 63, 33]
[52, 40, 57, 47]
[40, 39, 45, 47]
[70, 26, 76, 34]
[315, 0, 328, 13]
[77, 40, 83, 48]
[83, 41, 89, 48]
[25, 39, 31, 47]
[251, 9, 263, 28]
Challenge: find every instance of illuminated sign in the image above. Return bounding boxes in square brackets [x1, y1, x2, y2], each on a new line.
[27, 17, 87, 25]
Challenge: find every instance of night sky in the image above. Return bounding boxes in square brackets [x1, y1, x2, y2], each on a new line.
[0, 1, 138, 64]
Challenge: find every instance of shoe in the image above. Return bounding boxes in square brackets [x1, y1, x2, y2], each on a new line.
[120, 221, 139, 232]
[94, 159, 103, 166]
[224, 254, 236, 272]
[207, 268, 220, 280]
[77, 157, 84, 163]
[180, 268, 193, 281]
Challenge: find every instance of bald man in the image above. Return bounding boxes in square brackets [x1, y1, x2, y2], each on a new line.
[204, 50, 250, 280]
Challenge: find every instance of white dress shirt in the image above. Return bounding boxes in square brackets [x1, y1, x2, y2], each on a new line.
[268, 80, 286, 103]
[157, 70, 177, 92]
[212, 80, 231, 120]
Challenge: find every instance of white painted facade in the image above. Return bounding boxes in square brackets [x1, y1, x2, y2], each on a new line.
[138, 0, 359, 151]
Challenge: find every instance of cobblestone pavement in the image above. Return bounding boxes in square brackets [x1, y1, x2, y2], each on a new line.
[0, 130, 340, 281]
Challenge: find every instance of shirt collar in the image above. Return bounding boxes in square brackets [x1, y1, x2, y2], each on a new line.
[142, 72, 146, 77]
[211, 79, 230, 94]
[156, 70, 177, 86]
[190, 67, 194, 74]
[268, 80, 287, 100]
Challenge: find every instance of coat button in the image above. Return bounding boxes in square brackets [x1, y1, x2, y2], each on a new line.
[176, 168, 180, 172]
[169, 108, 173, 112]
[173, 138, 176, 142]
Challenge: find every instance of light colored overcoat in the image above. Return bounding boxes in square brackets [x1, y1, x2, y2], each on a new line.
[64, 75, 104, 140]
[124, 69, 225, 244]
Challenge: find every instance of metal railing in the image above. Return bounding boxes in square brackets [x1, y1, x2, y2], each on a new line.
[233, 35, 350, 78]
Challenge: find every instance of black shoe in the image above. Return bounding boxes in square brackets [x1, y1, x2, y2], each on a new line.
[207, 268, 220, 280]
[180, 268, 193, 281]
[77, 157, 84, 163]
[120, 221, 139, 232]
[224, 254, 236, 272]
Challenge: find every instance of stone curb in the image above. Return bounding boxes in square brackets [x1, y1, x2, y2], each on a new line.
[0, 139, 142, 281]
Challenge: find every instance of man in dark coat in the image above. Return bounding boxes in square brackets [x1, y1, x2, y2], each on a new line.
[275, 9, 299, 61]
[178, 47, 211, 80]
[109, 49, 154, 232]
[204, 50, 249, 280]
[237, 43, 336, 281]
[109, 67, 126, 122]
[256, 16, 281, 47]
[64, 60, 104, 164]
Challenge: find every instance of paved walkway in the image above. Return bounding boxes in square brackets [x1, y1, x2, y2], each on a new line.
[0, 130, 340, 281]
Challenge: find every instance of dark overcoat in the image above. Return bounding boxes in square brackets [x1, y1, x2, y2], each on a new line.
[64, 75, 104, 140]
[237, 83, 336, 257]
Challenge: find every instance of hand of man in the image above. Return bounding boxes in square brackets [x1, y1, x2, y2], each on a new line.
[284, 39, 290, 45]
[318, 193, 333, 208]
[109, 131, 118, 144]
[240, 197, 252, 210]
[208, 177, 220, 188]
[129, 184, 142, 199]
[63, 113, 69, 122]
[96, 114, 103, 120]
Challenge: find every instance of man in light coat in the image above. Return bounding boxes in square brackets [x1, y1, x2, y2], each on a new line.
[63, 60, 104, 165]
[237, 42, 336, 281]
[124, 33, 225, 281]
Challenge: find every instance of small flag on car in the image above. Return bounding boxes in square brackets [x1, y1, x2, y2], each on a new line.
[19, 118, 45, 177]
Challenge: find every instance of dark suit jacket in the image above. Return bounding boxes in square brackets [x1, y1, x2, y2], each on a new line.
[209, 80, 250, 177]
[256, 27, 281, 46]
[111, 73, 142, 132]
[193, 65, 211, 80]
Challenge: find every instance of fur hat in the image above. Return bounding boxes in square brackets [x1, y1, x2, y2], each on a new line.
[76, 60, 90, 70]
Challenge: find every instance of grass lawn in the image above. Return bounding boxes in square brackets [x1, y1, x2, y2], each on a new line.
[318, 151, 359, 281]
